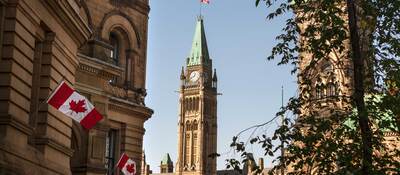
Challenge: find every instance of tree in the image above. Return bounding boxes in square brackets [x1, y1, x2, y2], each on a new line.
[227, 0, 400, 174]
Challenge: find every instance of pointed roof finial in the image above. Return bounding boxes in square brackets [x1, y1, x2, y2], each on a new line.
[187, 17, 210, 66]
[213, 68, 217, 81]
[180, 66, 185, 80]
[161, 153, 173, 165]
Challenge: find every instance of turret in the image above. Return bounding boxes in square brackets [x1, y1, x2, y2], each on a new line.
[180, 66, 186, 88]
[212, 68, 217, 89]
[160, 153, 174, 173]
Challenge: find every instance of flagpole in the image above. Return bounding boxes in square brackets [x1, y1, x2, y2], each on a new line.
[199, 0, 202, 17]
[38, 78, 66, 109]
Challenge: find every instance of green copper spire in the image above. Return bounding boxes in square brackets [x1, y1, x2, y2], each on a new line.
[187, 16, 210, 66]
[161, 153, 173, 165]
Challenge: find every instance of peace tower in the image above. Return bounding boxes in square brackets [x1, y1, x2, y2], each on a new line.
[175, 16, 218, 175]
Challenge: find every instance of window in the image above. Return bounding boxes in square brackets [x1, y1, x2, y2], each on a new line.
[105, 129, 117, 175]
[186, 121, 191, 131]
[195, 97, 199, 111]
[321, 62, 332, 73]
[29, 40, 43, 129]
[192, 121, 198, 131]
[185, 133, 191, 165]
[108, 76, 117, 85]
[327, 81, 337, 97]
[192, 133, 198, 166]
[109, 32, 119, 65]
[316, 83, 324, 99]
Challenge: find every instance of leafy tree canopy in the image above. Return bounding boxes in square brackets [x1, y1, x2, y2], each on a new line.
[226, 0, 400, 174]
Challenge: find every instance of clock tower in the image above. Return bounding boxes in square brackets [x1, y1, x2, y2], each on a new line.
[176, 16, 218, 175]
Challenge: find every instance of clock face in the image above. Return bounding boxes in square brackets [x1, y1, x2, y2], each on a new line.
[189, 71, 200, 82]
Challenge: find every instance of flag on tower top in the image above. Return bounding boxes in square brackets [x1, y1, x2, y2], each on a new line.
[47, 81, 103, 130]
[117, 153, 137, 175]
[201, 0, 210, 4]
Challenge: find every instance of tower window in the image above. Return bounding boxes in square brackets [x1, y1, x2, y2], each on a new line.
[192, 121, 198, 131]
[327, 81, 337, 97]
[316, 83, 324, 99]
[109, 32, 119, 65]
[185, 133, 191, 165]
[192, 133, 198, 167]
[321, 62, 333, 73]
[186, 121, 191, 131]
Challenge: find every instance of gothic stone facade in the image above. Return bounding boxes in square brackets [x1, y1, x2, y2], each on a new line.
[175, 17, 218, 175]
[0, 0, 152, 174]
[292, 1, 399, 174]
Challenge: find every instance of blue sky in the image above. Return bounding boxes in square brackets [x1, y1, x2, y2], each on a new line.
[144, 0, 297, 172]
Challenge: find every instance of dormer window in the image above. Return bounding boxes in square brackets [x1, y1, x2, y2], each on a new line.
[109, 32, 119, 65]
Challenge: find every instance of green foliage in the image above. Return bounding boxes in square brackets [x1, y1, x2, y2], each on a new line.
[226, 0, 400, 174]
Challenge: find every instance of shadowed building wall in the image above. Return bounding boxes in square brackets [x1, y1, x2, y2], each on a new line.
[0, 0, 152, 174]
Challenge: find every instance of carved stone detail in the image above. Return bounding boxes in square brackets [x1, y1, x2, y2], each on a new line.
[103, 81, 128, 98]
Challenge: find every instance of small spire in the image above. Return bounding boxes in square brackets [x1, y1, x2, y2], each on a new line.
[161, 153, 173, 165]
[212, 68, 217, 81]
[180, 66, 185, 80]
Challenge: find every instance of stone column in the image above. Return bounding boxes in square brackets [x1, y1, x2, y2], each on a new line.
[176, 91, 185, 173]
[199, 91, 205, 173]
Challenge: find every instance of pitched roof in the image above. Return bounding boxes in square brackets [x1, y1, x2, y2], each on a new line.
[161, 153, 173, 165]
[187, 16, 210, 66]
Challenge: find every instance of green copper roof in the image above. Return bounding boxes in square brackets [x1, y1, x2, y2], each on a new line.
[161, 153, 173, 165]
[187, 16, 210, 66]
[344, 94, 398, 132]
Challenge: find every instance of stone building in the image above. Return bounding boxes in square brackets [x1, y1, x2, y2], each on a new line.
[0, 0, 152, 174]
[142, 151, 152, 175]
[175, 16, 218, 175]
[160, 153, 174, 173]
[150, 16, 218, 175]
[291, 1, 399, 174]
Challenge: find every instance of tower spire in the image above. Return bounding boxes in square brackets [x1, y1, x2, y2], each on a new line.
[180, 66, 185, 80]
[212, 68, 217, 81]
[187, 17, 210, 66]
[177, 14, 217, 175]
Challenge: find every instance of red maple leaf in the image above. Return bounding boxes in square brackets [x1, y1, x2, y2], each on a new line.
[126, 163, 136, 174]
[69, 99, 87, 113]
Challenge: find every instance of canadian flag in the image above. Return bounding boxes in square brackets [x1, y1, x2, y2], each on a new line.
[117, 153, 136, 175]
[201, 0, 210, 4]
[47, 81, 103, 130]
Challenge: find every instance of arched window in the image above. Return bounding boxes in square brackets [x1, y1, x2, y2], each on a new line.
[185, 133, 190, 165]
[185, 98, 189, 112]
[327, 81, 337, 97]
[109, 32, 119, 65]
[186, 121, 191, 131]
[191, 98, 195, 112]
[195, 97, 199, 111]
[192, 120, 198, 131]
[321, 62, 333, 73]
[316, 82, 324, 99]
[192, 133, 197, 166]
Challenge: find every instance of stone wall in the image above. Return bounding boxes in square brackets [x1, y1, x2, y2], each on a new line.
[0, 0, 152, 174]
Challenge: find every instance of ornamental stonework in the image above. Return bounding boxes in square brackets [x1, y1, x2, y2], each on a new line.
[0, 0, 152, 174]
